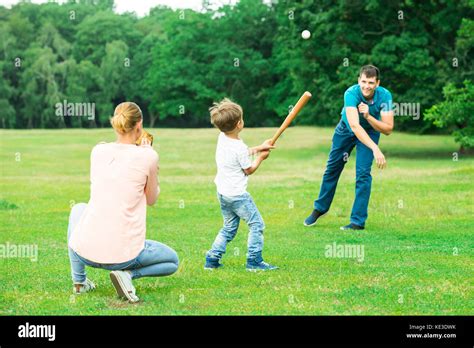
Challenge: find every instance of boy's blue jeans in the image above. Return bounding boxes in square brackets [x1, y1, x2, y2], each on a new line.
[314, 120, 380, 227]
[207, 192, 265, 262]
[67, 203, 179, 284]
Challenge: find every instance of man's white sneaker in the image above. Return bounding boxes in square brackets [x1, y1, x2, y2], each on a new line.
[110, 271, 139, 303]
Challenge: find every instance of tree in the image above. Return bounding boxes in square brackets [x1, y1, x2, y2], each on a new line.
[20, 47, 65, 128]
[425, 80, 474, 153]
[96, 40, 130, 126]
[37, 22, 71, 60]
[0, 61, 16, 128]
[454, 18, 474, 81]
[73, 11, 140, 65]
[56, 58, 102, 128]
[127, 6, 176, 127]
[0, 0, 472, 131]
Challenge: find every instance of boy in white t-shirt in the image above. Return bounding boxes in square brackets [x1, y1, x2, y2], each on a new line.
[205, 98, 278, 271]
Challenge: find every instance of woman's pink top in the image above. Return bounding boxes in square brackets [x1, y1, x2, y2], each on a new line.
[69, 142, 159, 263]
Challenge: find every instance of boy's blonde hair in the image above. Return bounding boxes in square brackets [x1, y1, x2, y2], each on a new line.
[209, 98, 243, 133]
[110, 102, 142, 134]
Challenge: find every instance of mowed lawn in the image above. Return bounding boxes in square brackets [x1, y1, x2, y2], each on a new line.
[0, 127, 472, 315]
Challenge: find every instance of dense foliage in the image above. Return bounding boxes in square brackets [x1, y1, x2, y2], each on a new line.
[0, 0, 472, 140]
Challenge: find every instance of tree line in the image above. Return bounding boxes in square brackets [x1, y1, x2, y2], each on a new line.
[0, 0, 472, 148]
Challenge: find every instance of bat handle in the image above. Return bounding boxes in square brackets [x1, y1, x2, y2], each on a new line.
[270, 110, 295, 145]
[270, 132, 280, 145]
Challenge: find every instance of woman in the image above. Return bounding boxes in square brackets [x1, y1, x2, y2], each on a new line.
[67, 102, 178, 303]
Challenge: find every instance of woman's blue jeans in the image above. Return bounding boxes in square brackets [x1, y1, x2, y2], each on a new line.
[67, 203, 179, 284]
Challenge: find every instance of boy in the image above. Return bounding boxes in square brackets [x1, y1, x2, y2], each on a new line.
[205, 98, 278, 271]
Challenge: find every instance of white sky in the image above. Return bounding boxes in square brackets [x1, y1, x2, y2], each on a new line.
[0, 0, 241, 16]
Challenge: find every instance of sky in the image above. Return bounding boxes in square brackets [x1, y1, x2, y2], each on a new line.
[0, 0, 241, 16]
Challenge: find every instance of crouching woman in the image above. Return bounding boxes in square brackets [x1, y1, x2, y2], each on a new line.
[67, 102, 178, 303]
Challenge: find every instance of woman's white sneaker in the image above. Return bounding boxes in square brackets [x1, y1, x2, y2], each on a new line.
[73, 278, 96, 294]
[110, 271, 139, 303]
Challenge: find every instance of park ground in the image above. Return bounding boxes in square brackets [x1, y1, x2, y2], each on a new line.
[0, 127, 472, 315]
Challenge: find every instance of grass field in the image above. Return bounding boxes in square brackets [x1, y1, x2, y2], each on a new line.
[0, 127, 473, 315]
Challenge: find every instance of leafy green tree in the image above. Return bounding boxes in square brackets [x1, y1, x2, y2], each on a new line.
[127, 6, 177, 127]
[145, 9, 213, 126]
[145, 1, 276, 127]
[0, 61, 16, 128]
[37, 22, 72, 60]
[56, 58, 102, 128]
[96, 40, 130, 126]
[20, 47, 65, 128]
[454, 18, 474, 81]
[0, 0, 472, 132]
[73, 11, 140, 65]
[425, 80, 474, 152]
[206, 0, 277, 126]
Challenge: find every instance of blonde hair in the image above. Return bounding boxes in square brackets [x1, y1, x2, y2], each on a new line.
[209, 98, 243, 133]
[110, 102, 143, 134]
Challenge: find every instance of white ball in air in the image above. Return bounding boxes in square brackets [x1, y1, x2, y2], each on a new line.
[301, 30, 311, 39]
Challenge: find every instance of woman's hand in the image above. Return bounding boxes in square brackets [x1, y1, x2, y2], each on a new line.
[136, 130, 154, 147]
[140, 137, 152, 147]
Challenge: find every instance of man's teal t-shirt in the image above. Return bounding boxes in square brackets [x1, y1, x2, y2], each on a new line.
[341, 84, 393, 132]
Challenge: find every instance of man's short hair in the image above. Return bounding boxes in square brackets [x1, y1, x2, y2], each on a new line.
[209, 98, 243, 133]
[359, 65, 380, 80]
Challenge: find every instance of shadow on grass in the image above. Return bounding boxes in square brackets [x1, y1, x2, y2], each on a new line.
[384, 148, 469, 159]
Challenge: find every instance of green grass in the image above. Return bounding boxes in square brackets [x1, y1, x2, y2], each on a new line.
[0, 127, 473, 315]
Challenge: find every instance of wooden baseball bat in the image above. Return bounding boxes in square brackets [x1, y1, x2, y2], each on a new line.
[270, 91, 312, 145]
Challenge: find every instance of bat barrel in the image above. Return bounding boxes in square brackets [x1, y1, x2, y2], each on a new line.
[270, 91, 312, 144]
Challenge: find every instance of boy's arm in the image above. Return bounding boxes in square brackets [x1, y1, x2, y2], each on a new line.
[243, 151, 269, 175]
[248, 139, 275, 156]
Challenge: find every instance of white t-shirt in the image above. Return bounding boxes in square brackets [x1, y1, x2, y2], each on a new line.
[214, 132, 252, 197]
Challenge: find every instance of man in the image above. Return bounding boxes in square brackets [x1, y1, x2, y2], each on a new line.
[304, 65, 394, 230]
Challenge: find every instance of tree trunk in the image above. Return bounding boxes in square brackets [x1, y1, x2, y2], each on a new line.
[459, 146, 474, 155]
[149, 113, 158, 128]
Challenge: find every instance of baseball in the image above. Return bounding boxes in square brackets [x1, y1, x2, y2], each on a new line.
[301, 30, 311, 39]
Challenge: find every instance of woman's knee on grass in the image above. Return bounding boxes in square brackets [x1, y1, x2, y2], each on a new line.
[168, 249, 179, 273]
[149, 242, 179, 274]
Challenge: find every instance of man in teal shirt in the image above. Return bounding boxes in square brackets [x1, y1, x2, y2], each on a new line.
[304, 65, 394, 230]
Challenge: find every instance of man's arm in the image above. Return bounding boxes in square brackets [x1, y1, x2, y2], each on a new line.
[346, 107, 386, 169]
[358, 103, 394, 135]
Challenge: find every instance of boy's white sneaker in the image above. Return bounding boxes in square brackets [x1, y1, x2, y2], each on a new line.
[110, 271, 139, 303]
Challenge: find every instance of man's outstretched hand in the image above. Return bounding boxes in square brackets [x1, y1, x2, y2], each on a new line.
[373, 147, 386, 169]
